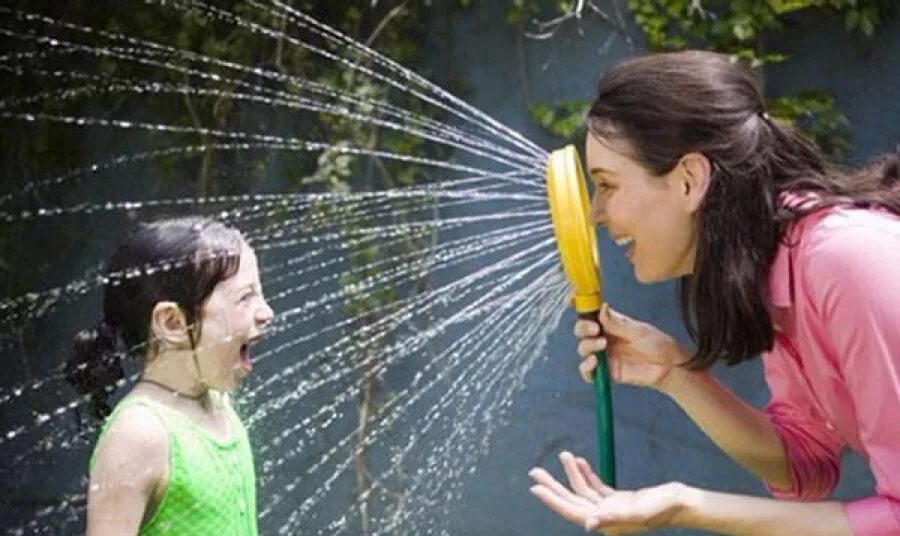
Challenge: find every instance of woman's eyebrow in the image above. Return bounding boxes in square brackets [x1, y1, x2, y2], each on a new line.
[589, 166, 614, 176]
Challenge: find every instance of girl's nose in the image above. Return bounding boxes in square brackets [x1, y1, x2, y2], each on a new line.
[256, 299, 274, 327]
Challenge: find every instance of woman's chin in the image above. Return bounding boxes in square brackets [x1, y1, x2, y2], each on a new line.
[634, 266, 665, 284]
[634, 260, 686, 284]
[633, 264, 653, 283]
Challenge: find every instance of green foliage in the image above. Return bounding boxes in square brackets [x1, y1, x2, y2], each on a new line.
[770, 0, 893, 35]
[520, 0, 894, 160]
[627, 0, 893, 54]
[528, 100, 588, 139]
[623, 0, 894, 157]
[506, 0, 544, 25]
[629, 0, 784, 60]
[768, 91, 853, 159]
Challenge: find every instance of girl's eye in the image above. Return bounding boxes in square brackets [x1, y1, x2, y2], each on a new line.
[240, 292, 256, 302]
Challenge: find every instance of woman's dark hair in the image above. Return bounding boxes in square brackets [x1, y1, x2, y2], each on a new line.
[65, 217, 243, 418]
[587, 50, 900, 369]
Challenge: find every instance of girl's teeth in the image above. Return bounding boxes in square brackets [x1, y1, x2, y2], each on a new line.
[615, 237, 633, 247]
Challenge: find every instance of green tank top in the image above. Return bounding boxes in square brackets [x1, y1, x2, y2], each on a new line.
[90, 395, 257, 535]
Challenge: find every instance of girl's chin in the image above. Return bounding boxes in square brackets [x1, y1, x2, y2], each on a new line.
[206, 373, 242, 393]
[232, 366, 250, 383]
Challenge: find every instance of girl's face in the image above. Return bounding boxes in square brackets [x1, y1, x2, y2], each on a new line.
[194, 241, 273, 392]
[585, 134, 698, 283]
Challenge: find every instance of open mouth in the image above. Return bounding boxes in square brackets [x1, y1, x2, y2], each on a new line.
[239, 342, 254, 372]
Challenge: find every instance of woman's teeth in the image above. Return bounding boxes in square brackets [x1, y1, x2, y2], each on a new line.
[614, 236, 634, 247]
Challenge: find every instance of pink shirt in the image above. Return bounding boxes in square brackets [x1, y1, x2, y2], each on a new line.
[763, 201, 900, 535]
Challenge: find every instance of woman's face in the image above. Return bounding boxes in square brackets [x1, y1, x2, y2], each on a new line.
[194, 241, 274, 392]
[585, 134, 698, 283]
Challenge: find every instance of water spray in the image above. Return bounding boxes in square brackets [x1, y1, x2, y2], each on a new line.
[545, 144, 616, 486]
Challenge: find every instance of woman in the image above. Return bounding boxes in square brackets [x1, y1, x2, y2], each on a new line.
[66, 217, 274, 535]
[529, 50, 900, 535]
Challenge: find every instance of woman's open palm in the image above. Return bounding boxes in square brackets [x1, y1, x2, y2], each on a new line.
[529, 451, 683, 534]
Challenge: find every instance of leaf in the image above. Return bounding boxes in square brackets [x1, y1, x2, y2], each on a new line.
[768, 0, 816, 14]
[845, 9, 859, 31]
[860, 15, 875, 36]
[733, 22, 755, 41]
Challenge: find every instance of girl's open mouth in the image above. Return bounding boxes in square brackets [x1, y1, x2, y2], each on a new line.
[239, 343, 253, 372]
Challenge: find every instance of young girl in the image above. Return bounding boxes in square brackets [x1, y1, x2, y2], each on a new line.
[529, 51, 900, 535]
[66, 217, 274, 535]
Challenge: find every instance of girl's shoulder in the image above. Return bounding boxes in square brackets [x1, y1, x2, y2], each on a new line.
[91, 395, 170, 473]
[89, 396, 171, 527]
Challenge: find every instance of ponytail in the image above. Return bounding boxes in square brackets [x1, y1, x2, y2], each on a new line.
[65, 320, 124, 419]
[859, 151, 900, 189]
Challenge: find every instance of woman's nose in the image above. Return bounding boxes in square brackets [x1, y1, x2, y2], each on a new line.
[590, 193, 607, 226]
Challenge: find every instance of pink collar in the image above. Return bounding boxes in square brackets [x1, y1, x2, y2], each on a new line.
[767, 191, 834, 309]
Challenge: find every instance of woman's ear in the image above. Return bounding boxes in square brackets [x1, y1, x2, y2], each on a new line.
[677, 152, 713, 213]
[150, 301, 191, 348]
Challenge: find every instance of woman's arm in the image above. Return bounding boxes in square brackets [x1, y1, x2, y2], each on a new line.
[584, 307, 793, 489]
[662, 368, 794, 490]
[86, 404, 168, 536]
[799, 215, 900, 534]
[677, 485, 851, 536]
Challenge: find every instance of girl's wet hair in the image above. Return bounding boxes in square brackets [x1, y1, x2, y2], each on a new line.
[588, 50, 900, 369]
[65, 217, 243, 418]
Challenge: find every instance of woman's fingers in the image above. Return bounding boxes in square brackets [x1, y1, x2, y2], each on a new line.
[528, 467, 576, 499]
[575, 456, 615, 496]
[528, 468, 595, 510]
[560, 452, 603, 503]
[529, 484, 589, 526]
[574, 318, 600, 338]
[598, 303, 637, 339]
[577, 337, 607, 359]
[579, 355, 597, 383]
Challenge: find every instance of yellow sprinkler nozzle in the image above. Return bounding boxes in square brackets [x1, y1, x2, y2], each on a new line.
[546, 145, 603, 314]
[545, 144, 616, 488]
